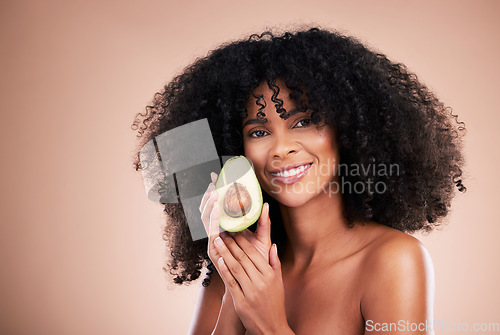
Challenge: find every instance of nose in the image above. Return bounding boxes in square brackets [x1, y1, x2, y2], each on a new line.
[271, 132, 300, 159]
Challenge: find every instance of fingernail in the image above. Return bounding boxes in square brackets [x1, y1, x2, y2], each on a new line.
[215, 237, 224, 247]
[273, 243, 278, 254]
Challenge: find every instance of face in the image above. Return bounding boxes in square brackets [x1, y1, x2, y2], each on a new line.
[242, 80, 340, 207]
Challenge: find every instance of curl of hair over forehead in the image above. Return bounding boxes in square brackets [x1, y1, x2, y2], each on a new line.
[131, 27, 466, 286]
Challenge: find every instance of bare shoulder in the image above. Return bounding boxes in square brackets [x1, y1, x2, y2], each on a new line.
[359, 224, 435, 326]
[361, 225, 434, 285]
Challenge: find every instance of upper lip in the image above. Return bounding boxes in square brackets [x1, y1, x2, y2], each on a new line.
[269, 162, 312, 174]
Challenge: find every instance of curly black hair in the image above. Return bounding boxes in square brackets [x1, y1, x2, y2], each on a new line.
[130, 27, 466, 286]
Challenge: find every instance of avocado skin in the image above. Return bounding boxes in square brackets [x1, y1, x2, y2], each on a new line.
[215, 156, 263, 232]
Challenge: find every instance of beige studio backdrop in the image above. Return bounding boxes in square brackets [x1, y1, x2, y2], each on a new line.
[1, 0, 499, 334]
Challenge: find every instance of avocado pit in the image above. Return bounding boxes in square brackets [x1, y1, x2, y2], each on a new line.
[223, 182, 252, 218]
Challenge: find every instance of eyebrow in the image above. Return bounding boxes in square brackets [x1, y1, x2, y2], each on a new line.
[242, 109, 304, 128]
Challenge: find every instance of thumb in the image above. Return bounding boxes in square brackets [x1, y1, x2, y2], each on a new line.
[269, 243, 281, 274]
[208, 201, 221, 258]
[256, 202, 271, 243]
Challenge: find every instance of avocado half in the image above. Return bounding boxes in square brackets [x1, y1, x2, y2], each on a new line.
[215, 156, 263, 232]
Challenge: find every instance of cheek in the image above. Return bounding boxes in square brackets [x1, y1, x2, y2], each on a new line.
[318, 140, 338, 160]
[243, 141, 264, 168]
[242, 139, 252, 160]
[243, 141, 268, 183]
[307, 131, 339, 176]
[315, 129, 338, 158]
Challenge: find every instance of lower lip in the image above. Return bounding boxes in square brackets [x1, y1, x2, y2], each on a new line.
[270, 164, 312, 185]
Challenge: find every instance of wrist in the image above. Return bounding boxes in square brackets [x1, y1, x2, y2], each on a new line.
[272, 323, 295, 335]
[212, 291, 245, 335]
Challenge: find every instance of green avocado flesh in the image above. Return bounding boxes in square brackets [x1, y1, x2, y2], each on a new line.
[215, 156, 263, 232]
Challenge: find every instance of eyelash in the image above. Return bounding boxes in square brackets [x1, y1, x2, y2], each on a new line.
[248, 118, 312, 138]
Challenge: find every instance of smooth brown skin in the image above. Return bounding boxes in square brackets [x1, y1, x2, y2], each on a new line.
[189, 80, 435, 335]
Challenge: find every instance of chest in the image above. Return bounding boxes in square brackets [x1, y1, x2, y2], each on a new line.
[282, 263, 366, 334]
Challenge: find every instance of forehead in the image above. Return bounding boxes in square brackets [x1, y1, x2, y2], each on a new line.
[246, 79, 291, 105]
[242, 108, 307, 128]
[243, 79, 300, 123]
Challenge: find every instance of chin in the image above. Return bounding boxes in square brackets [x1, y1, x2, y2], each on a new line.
[264, 187, 318, 208]
[276, 197, 310, 208]
[263, 177, 337, 207]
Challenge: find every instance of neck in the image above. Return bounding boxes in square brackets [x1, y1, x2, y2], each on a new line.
[278, 190, 364, 274]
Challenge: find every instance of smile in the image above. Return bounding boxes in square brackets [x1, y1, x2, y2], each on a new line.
[269, 163, 312, 184]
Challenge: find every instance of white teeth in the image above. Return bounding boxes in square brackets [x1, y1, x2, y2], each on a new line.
[272, 164, 310, 177]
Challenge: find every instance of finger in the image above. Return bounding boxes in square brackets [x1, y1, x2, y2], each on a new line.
[202, 189, 219, 235]
[269, 243, 282, 276]
[199, 170, 218, 216]
[214, 235, 253, 294]
[207, 201, 221, 260]
[199, 182, 215, 214]
[208, 199, 221, 240]
[211, 172, 218, 185]
[217, 256, 245, 302]
[238, 229, 251, 238]
[231, 232, 272, 276]
[255, 202, 271, 243]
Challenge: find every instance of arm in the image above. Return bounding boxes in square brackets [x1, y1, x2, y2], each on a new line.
[215, 233, 295, 335]
[198, 173, 290, 334]
[361, 235, 435, 335]
[212, 289, 246, 335]
[187, 268, 245, 335]
[191, 171, 245, 334]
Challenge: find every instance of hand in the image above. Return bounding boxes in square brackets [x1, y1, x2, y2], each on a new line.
[199, 172, 223, 270]
[214, 206, 291, 335]
[199, 172, 272, 272]
[200, 172, 291, 334]
[199, 172, 246, 334]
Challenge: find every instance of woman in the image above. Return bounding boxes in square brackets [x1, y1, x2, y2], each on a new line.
[132, 27, 466, 334]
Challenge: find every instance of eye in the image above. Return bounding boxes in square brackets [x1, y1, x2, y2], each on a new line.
[249, 129, 269, 138]
[294, 118, 312, 128]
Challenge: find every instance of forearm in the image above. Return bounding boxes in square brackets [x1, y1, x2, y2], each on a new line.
[211, 292, 246, 335]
